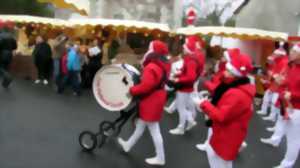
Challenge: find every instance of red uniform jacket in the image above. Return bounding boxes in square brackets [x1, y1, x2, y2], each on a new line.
[176, 51, 205, 93]
[277, 64, 300, 110]
[200, 83, 256, 161]
[130, 60, 170, 122]
[269, 56, 289, 92]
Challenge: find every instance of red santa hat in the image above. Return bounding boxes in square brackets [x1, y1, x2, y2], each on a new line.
[186, 6, 197, 25]
[184, 35, 205, 54]
[224, 48, 241, 62]
[141, 40, 168, 65]
[292, 43, 300, 53]
[273, 48, 287, 56]
[225, 49, 253, 77]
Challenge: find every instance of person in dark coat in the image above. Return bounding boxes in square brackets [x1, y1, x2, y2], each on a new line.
[32, 36, 52, 85]
[87, 39, 102, 88]
[0, 30, 17, 88]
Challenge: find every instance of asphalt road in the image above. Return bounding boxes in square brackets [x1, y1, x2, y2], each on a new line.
[0, 79, 299, 168]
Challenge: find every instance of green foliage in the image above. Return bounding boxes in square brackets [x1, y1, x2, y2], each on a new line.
[0, 0, 54, 17]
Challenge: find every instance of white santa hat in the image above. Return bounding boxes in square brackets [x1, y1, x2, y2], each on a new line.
[273, 48, 287, 56]
[225, 49, 253, 77]
[292, 43, 300, 53]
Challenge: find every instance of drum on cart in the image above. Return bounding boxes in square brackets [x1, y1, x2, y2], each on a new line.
[79, 64, 140, 152]
[92, 64, 140, 112]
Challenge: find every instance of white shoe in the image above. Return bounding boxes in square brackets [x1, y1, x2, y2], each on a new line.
[257, 110, 267, 115]
[35, 79, 41, 84]
[43, 80, 48, 85]
[262, 116, 276, 122]
[239, 142, 248, 152]
[164, 107, 174, 114]
[145, 157, 165, 166]
[169, 127, 185, 135]
[260, 138, 279, 147]
[196, 143, 207, 152]
[273, 165, 283, 168]
[118, 138, 130, 153]
[266, 127, 275, 132]
[186, 121, 197, 131]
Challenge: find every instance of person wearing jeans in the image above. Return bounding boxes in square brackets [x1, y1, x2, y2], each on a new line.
[52, 35, 68, 85]
[58, 44, 81, 96]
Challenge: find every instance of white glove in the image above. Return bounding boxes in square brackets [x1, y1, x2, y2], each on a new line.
[192, 96, 208, 106]
[165, 85, 174, 91]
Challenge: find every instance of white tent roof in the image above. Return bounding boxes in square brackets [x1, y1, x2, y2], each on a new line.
[176, 26, 289, 41]
[0, 15, 67, 26]
[0, 15, 170, 32]
[67, 18, 170, 32]
[0, 15, 289, 40]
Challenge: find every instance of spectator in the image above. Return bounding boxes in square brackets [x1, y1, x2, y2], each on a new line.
[52, 34, 68, 85]
[86, 39, 102, 88]
[0, 29, 17, 88]
[32, 35, 52, 85]
[58, 44, 81, 96]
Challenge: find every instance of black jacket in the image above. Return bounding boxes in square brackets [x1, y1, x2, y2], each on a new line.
[32, 42, 52, 65]
[0, 32, 17, 68]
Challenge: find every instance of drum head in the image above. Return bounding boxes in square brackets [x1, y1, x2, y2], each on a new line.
[93, 64, 139, 112]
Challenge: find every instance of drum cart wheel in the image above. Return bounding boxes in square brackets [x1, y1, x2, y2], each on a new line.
[79, 107, 137, 152]
[79, 131, 98, 152]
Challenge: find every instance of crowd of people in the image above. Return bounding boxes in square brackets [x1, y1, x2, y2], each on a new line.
[31, 34, 103, 96]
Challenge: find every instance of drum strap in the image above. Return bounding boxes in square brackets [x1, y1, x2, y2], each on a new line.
[152, 61, 168, 90]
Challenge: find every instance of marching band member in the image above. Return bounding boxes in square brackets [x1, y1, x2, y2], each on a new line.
[164, 55, 183, 114]
[262, 48, 289, 123]
[118, 40, 170, 166]
[257, 54, 276, 116]
[271, 43, 300, 168]
[260, 49, 290, 147]
[169, 35, 205, 135]
[192, 51, 255, 168]
[195, 49, 247, 152]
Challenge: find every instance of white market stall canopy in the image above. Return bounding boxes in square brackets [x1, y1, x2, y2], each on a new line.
[0, 15, 289, 41]
[0, 15, 67, 27]
[176, 26, 289, 41]
[0, 15, 170, 32]
[68, 18, 170, 32]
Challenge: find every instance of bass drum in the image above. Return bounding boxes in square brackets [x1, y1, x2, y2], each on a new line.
[93, 64, 140, 112]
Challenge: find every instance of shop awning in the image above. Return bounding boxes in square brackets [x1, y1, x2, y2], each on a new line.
[176, 26, 289, 41]
[37, 0, 88, 16]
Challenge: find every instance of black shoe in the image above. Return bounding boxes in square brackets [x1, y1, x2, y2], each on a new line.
[2, 78, 12, 89]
